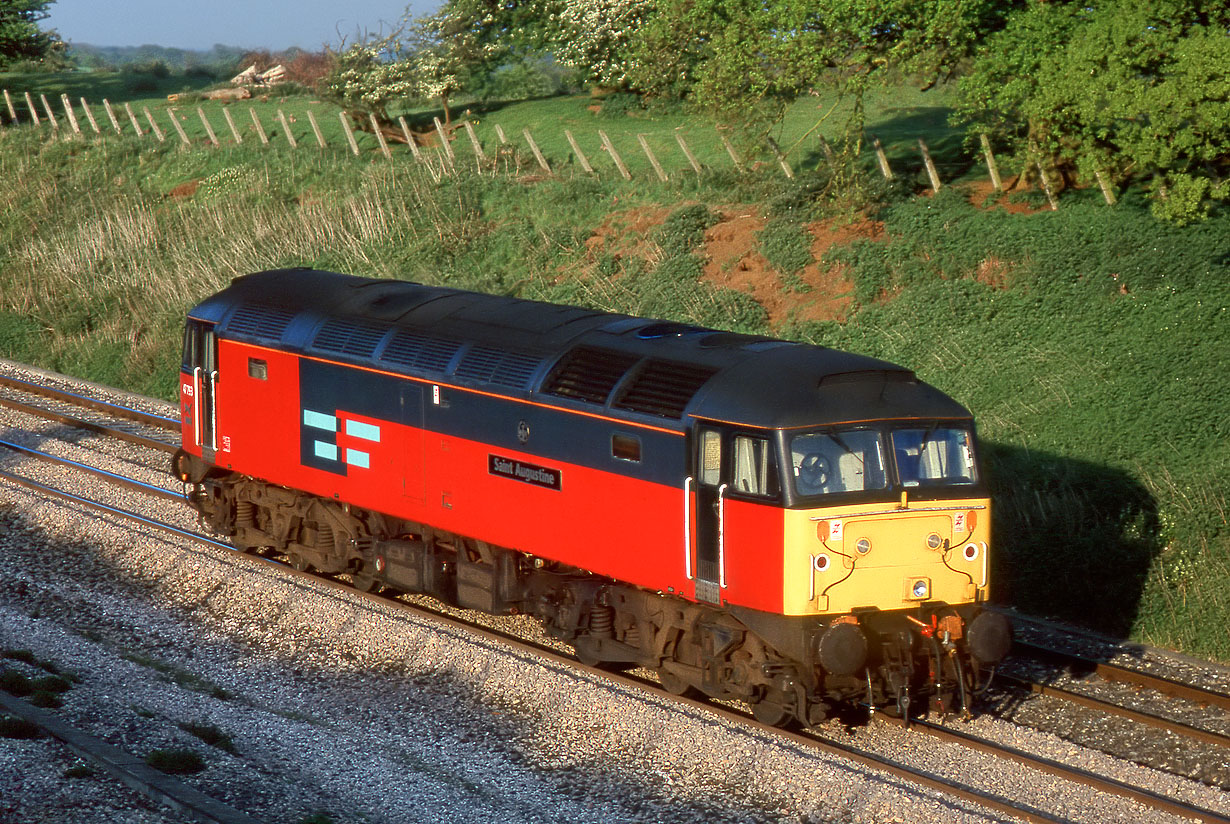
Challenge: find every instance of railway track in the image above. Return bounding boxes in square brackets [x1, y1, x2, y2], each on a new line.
[2, 367, 1230, 823]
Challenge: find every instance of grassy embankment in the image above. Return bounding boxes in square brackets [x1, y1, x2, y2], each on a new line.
[0, 71, 1226, 660]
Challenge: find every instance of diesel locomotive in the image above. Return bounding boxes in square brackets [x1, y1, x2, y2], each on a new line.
[173, 268, 1011, 725]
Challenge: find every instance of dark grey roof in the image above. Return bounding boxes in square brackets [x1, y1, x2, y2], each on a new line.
[188, 268, 972, 429]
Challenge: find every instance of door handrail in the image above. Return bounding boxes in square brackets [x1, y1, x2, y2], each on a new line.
[192, 366, 202, 447]
[717, 482, 728, 589]
[683, 476, 694, 580]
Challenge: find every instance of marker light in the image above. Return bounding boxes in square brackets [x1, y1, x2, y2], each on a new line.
[813, 554, 830, 572]
[966, 511, 978, 533]
[926, 532, 942, 550]
[963, 543, 980, 561]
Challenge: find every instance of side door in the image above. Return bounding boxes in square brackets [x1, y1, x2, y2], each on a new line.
[183, 320, 220, 459]
[691, 426, 726, 604]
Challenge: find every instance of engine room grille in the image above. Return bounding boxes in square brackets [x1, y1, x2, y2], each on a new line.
[613, 359, 717, 418]
[454, 346, 542, 390]
[542, 346, 640, 405]
[227, 304, 297, 340]
[312, 320, 389, 358]
[380, 330, 463, 374]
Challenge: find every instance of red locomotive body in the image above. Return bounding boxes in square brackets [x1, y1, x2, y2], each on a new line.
[175, 269, 1010, 723]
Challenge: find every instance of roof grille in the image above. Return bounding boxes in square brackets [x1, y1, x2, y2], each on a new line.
[380, 330, 463, 373]
[227, 304, 297, 340]
[455, 346, 541, 390]
[312, 320, 388, 358]
[543, 346, 639, 405]
[614, 359, 717, 418]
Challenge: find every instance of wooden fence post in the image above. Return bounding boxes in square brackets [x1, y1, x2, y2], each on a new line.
[222, 107, 243, 144]
[675, 129, 703, 177]
[433, 117, 454, 162]
[60, 94, 81, 135]
[40, 94, 58, 130]
[277, 110, 297, 148]
[718, 132, 743, 172]
[599, 130, 631, 181]
[24, 92, 40, 125]
[123, 102, 142, 135]
[338, 112, 359, 156]
[872, 136, 893, 180]
[918, 138, 941, 192]
[766, 136, 794, 179]
[368, 112, 390, 159]
[638, 134, 668, 182]
[1029, 139, 1059, 210]
[305, 110, 326, 148]
[4, 90, 18, 123]
[398, 117, 422, 160]
[197, 107, 219, 146]
[1094, 168, 1117, 206]
[167, 108, 191, 145]
[463, 121, 487, 166]
[249, 108, 269, 145]
[79, 98, 100, 134]
[564, 129, 594, 174]
[143, 107, 165, 142]
[979, 134, 1002, 192]
[523, 128, 551, 174]
[101, 99, 121, 133]
[494, 124, 508, 144]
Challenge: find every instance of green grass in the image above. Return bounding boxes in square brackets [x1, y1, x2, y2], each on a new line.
[0, 71, 1226, 660]
[145, 747, 206, 774]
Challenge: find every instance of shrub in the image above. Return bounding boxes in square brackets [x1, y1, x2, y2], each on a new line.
[0, 716, 42, 739]
[179, 721, 237, 754]
[145, 748, 206, 774]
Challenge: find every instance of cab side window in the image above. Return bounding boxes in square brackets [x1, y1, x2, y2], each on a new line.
[731, 435, 779, 497]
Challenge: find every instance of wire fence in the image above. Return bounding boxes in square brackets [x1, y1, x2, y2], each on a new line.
[1, 88, 1113, 207]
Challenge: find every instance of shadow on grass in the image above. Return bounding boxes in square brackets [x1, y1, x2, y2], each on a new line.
[986, 441, 1160, 638]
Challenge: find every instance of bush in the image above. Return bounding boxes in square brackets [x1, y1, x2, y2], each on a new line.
[145, 748, 206, 774]
[0, 716, 42, 739]
[757, 219, 813, 276]
[179, 721, 237, 754]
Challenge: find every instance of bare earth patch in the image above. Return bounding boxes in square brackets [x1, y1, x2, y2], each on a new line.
[698, 208, 878, 328]
[584, 204, 882, 329]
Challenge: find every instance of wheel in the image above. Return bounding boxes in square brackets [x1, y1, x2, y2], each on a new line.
[352, 567, 382, 594]
[656, 667, 702, 699]
[751, 698, 792, 727]
[799, 453, 831, 490]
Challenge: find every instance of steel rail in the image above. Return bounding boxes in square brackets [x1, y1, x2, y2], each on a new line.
[0, 469, 229, 551]
[0, 470, 1061, 824]
[999, 671, 1230, 750]
[0, 373, 179, 431]
[1015, 640, 1230, 712]
[885, 715, 1230, 824]
[0, 393, 178, 454]
[0, 439, 181, 502]
[4, 452, 1227, 823]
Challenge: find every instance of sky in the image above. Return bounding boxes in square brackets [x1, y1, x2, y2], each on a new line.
[46, 0, 441, 52]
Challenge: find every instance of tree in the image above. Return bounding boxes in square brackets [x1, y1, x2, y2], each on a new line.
[0, 0, 62, 69]
[955, 0, 1230, 223]
[630, 0, 1010, 139]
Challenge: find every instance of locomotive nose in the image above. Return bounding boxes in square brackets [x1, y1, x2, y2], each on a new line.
[966, 610, 1013, 664]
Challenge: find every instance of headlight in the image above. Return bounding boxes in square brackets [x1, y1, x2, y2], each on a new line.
[855, 537, 872, 555]
[912, 579, 929, 598]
